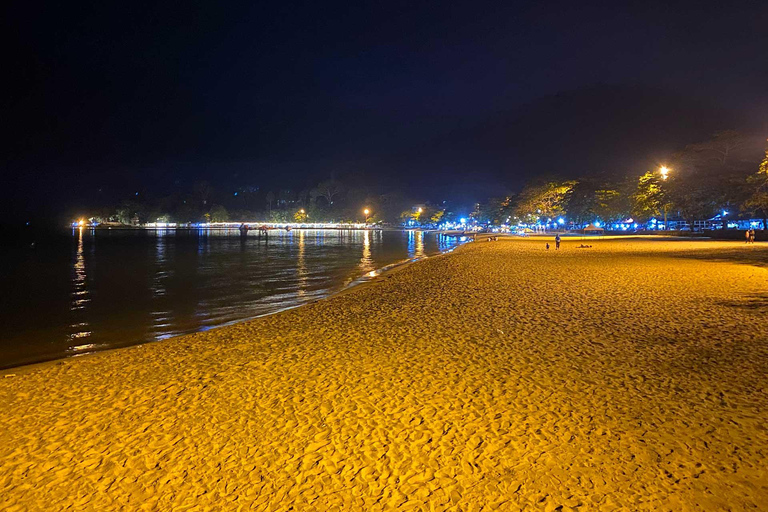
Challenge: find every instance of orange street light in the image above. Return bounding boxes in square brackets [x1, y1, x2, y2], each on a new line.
[659, 166, 670, 180]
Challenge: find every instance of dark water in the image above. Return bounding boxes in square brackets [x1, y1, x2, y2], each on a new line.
[0, 228, 461, 368]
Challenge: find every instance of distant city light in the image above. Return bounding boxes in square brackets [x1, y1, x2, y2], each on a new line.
[460, 218, 466, 224]
[659, 166, 670, 180]
[594, 221, 601, 227]
[558, 218, 565, 224]
[722, 210, 728, 216]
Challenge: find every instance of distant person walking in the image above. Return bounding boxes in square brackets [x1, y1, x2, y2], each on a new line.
[749, 228, 756, 244]
[555, 234, 561, 250]
[546, 243, 550, 251]
[746, 229, 751, 244]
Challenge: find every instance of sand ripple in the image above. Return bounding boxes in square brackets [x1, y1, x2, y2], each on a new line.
[1, 239, 767, 510]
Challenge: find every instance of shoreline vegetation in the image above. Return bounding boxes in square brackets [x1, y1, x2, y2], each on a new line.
[1, 238, 767, 509]
[65, 134, 768, 236]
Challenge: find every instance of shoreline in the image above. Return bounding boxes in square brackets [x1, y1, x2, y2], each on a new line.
[2, 238, 766, 509]
[0, 235, 758, 377]
[0, 239, 469, 375]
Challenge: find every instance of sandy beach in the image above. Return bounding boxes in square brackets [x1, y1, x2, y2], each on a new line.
[1, 238, 767, 511]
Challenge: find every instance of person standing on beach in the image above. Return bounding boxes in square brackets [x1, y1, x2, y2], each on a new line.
[546, 242, 550, 250]
[746, 229, 751, 244]
[749, 228, 755, 243]
[555, 234, 561, 250]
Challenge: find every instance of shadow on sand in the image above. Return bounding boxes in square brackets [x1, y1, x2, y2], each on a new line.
[667, 246, 768, 269]
[716, 292, 768, 312]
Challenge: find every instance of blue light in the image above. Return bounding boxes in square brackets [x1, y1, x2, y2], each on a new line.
[722, 210, 728, 216]
[594, 221, 601, 227]
[460, 218, 466, 224]
[558, 218, 564, 225]
[234, 192, 238, 196]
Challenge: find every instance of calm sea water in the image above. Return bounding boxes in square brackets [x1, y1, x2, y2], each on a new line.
[0, 228, 462, 369]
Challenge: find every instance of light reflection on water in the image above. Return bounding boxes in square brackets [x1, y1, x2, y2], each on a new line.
[358, 230, 373, 275]
[1, 229, 462, 368]
[69, 228, 91, 341]
[297, 230, 307, 297]
[407, 230, 426, 259]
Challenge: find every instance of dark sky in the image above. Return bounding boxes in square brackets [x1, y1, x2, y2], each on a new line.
[4, 0, 767, 221]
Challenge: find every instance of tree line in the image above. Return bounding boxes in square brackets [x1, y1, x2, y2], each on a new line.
[83, 177, 448, 226]
[81, 131, 767, 229]
[472, 131, 768, 230]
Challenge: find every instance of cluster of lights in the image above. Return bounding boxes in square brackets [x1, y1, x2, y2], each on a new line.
[74, 175, 766, 233]
[195, 222, 370, 229]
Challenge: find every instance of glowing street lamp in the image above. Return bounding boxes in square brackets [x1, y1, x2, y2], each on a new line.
[363, 208, 370, 224]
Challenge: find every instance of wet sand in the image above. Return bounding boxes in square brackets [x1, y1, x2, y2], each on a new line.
[1, 238, 767, 510]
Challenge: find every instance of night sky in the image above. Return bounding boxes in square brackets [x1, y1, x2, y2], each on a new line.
[5, 0, 767, 223]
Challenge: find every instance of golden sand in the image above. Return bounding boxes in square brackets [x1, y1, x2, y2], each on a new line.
[1, 239, 767, 510]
